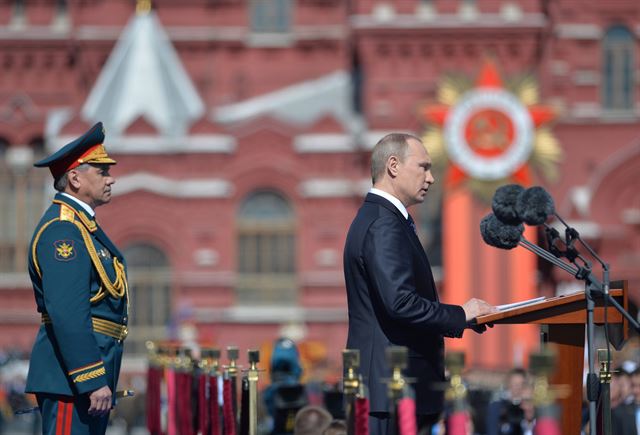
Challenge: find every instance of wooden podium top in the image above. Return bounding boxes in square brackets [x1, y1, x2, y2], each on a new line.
[475, 288, 626, 326]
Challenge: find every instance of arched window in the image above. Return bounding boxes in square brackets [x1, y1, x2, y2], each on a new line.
[123, 243, 171, 354]
[602, 25, 635, 112]
[237, 190, 296, 305]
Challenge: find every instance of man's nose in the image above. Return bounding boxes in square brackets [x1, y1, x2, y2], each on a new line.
[426, 172, 435, 184]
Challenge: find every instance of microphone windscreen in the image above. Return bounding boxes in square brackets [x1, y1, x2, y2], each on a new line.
[516, 186, 555, 225]
[480, 213, 524, 250]
[492, 184, 525, 224]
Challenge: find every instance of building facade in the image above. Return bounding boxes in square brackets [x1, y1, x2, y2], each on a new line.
[0, 0, 639, 376]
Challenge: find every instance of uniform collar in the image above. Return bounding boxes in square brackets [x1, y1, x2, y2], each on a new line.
[369, 187, 409, 219]
[60, 192, 95, 217]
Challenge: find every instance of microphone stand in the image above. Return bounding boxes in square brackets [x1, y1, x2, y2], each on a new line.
[517, 226, 640, 435]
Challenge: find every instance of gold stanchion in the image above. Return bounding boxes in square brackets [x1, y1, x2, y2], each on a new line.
[598, 349, 612, 435]
[385, 346, 410, 402]
[343, 349, 361, 434]
[444, 352, 466, 410]
[247, 350, 260, 435]
[530, 348, 562, 434]
[225, 346, 240, 430]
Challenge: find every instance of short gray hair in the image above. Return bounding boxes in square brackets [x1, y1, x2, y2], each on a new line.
[53, 163, 91, 192]
[370, 133, 422, 184]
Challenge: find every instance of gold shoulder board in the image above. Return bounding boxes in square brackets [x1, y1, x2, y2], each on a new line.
[59, 204, 76, 222]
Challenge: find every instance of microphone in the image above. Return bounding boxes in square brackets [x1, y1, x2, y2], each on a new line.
[491, 184, 525, 225]
[512, 186, 592, 266]
[544, 226, 564, 258]
[480, 212, 580, 276]
[515, 186, 555, 225]
[480, 213, 524, 250]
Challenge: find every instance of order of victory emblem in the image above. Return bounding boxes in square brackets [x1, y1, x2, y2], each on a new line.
[421, 59, 563, 199]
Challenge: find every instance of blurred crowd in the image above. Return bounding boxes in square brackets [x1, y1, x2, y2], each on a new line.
[0, 349, 39, 435]
[2, 339, 640, 435]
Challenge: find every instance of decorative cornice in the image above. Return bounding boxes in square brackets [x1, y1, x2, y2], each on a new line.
[294, 134, 356, 153]
[300, 271, 344, 286]
[176, 271, 236, 287]
[351, 13, 546, 30]
[298, 178, 370, 198]
[555, 23, 602, 40]
[0, 310, 39, 323]
[573, 70, 600, 86]
[195, 306, 347, 323]
[550, 220, 601, 239]
[32, 24, 347, 42]
[0, 273, 30, 289]
[114, 172, 233, 198]
[0, 26, 70, 40]
[50, 135, 236, 154]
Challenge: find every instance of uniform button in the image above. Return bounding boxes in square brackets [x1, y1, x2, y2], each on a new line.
[122, 317, 127, 322]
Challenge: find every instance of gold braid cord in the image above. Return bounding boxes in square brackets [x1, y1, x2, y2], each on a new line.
[71, 220, 128, 303]
[31, 218, 60, 278]
[73, 367, 106, 384]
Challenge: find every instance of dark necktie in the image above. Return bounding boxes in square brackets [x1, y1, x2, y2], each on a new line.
[407, 215, 417, 234]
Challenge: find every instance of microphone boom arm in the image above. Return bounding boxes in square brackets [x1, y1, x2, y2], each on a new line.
[518, 236, 640, 333]
[518, 238, 580, 276]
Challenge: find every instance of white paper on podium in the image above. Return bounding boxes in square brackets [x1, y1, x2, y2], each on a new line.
[497, 296, 546, 311]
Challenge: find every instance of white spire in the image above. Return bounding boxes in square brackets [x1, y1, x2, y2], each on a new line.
[82, 11, 204, 137]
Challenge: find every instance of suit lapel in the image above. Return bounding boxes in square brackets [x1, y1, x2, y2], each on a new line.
[365, 193, 430, 267]
[365, 193, 439, 301]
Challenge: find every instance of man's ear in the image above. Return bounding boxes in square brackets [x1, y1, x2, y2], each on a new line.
[387, 155, 399, 178]
[67, 169, 81, 189]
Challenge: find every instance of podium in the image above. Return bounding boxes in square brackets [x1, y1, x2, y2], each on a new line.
[476, 280, 629, 435]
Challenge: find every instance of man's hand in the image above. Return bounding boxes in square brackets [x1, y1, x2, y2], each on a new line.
[88, 386, 112, 417]
[462, 298, 497, 321]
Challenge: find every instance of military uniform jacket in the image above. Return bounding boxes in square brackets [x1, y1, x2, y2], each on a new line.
[343, 193, 467, 415]
[26, 193, 129, 400]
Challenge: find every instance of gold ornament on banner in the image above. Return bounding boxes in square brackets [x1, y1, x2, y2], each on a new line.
[421, 58, 563, 200]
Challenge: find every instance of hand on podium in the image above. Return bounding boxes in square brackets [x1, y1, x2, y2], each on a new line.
[462, 298, 497, 334]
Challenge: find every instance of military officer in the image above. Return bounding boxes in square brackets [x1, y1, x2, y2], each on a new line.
[26, 122, 129, 435]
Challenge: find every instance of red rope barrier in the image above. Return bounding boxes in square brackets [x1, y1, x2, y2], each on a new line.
[209, 376, 220, 435]
[145, 366, 162, 435]
[534, 417, 562, 435]
[183, 372, 194, 435]
[222, 378, 236, 435]
[198, 373, 208, 435]
[446, 410, 468, 435]
[397, 397, 417, 435]
[209, 375, 220, 435]
[354, 397, 369, 435]
[166, 368, 177, 435]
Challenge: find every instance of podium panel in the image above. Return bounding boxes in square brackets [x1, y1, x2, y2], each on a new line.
[476, 282, 628, 435]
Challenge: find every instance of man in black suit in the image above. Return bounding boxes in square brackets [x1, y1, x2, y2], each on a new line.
[612, 367, 640, 435]
[343, 133, 496, 434]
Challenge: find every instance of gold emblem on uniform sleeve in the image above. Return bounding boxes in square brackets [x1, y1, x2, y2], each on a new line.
[54, 240, 76, 261]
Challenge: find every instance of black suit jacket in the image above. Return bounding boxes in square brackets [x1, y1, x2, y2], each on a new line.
[343, 193, 467, 415]
[612, 403, 638, 435]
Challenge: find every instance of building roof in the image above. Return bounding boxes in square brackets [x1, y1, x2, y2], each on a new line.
[81, 11, 204, 137]
[213, 70, 364, 135]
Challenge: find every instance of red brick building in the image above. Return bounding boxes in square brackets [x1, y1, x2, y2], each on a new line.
[0, 0, 639, 377]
